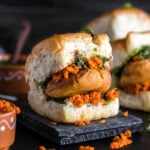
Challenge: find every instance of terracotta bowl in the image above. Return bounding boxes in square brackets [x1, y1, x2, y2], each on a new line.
[0, 54, 29, 98]
[0, 105, 16, 150]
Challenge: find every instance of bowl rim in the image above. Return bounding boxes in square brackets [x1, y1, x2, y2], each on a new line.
[0, 108, 16, 118]
[0, 53, 27, 62]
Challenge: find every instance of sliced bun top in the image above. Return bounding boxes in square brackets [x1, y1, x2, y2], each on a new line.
[111, 31, 150, 69]
[126, 31, 150, 53]
[86, 8, 150, 41]
[25, 33, 112, 86]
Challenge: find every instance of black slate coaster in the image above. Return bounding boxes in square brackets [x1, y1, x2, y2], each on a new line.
[16, 99, 143, 145]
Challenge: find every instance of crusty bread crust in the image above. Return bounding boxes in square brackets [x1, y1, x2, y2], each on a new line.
[86, 8, 150, 41]
[110, 39, 128, 69]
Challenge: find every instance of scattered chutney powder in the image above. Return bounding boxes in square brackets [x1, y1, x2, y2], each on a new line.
[38, 146, 46, 150]
[38, 145, 56, 150]
[123, 111, 128, 117]
[99, 119, 106, 124]
[75, 120, 91, 126]
[110, 130, 132, 149]
[79, 145, 95, 150]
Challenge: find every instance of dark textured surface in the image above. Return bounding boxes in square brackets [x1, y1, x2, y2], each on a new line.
[16, 99, 143, 145]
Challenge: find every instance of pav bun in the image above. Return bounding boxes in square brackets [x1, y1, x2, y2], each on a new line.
[111, 31, 150, 112]
[86, 8, 150, 41]
[25, 33, 119, 123]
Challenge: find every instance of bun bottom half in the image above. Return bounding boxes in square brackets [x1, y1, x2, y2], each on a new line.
[119, 90, 150, 112]
[28, 89, 119, 123]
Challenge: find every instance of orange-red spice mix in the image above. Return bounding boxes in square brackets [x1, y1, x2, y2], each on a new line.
[99, 119, 106, 124]
[79, 145, 95, 150]
[123, 111, 128, 117]
[110, 130, 132, 149]
[0, 99, 20, 114]
[105, 88, 119, 100]
[68, 88, 118, 108]
[38, 146, 46, 150]
[75, 120, 91, 126]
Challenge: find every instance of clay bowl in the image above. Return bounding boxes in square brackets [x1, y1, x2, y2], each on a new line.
[0, 101, 17, 150]
[0, 53, 29, 98]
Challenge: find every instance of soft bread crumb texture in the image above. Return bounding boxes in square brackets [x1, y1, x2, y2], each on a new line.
[28, 89, 119, 123]
[119, 90, 150, 112]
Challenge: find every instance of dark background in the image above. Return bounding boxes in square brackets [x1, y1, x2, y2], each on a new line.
[0, 0, 150, 54]
[0, 1, 150, 150]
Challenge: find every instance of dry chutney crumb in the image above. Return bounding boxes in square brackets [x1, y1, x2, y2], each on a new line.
[99, 119, 106, 124]
[79, 145, 95, 150]
[105, 88, 119, 100]
[0, 99, 20, 114]
[68, 88, 118, 108]
[52, 56, 107, 83]
[75, 120, 91, 126]
[38, 145, 46, 150]
[110, 130, 132, 149]
[123, 111, 128, 117]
